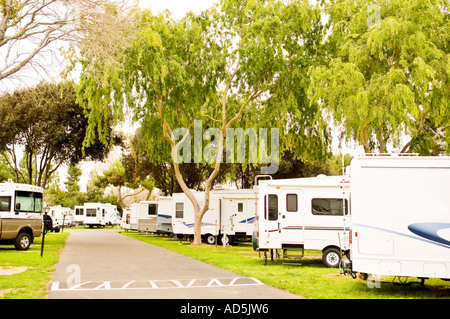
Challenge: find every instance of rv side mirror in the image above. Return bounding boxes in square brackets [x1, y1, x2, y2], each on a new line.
[15, 203, 21, 214]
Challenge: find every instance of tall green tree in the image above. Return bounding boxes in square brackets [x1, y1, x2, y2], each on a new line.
[75, 0, 329, 245]
[308, 0, 450, 154]
[0, 82, 120, 187]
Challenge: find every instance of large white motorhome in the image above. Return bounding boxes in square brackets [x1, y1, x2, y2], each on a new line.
[344, 155, 450, 282]
[171, 188, 259, 244]
[253, 175, 350, 267]
[0, 181, 44, 250]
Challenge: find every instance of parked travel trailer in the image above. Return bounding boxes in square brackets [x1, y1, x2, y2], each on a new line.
[171, 188, 259, 244]
[83, 202, 108, 228]
[135, 201, 158, 233]
[209, 188, 258, 244]
[157, 196, 173, 234]
[103, 203, 120, 225]
[74, 205, 85, 225]
[172, 191, 213, 240]
[48, 205, 72, 230]
[253, 175, 350, 267]
[345, 155, 450, 281]
[121, 207, 131, 230]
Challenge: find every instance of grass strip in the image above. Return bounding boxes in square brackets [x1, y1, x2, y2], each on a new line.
[0, 232, 69, 299]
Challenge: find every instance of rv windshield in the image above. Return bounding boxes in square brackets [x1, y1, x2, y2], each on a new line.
[15, 191, 43, 213]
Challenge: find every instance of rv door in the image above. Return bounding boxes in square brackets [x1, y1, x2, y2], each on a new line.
[279, 190, 304, 245]
[263, 193, 281, 246]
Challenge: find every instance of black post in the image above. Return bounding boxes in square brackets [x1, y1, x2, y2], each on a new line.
[40, 212, 47, 257]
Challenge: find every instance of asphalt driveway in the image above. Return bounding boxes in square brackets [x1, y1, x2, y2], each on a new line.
[48, 229, 300, 299]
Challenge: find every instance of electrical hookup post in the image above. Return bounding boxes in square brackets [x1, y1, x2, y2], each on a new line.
[41, 206, 50, 257]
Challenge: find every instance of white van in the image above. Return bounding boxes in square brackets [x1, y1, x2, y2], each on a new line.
[254, 175, 350, 267]
[346, 155, 450, 281]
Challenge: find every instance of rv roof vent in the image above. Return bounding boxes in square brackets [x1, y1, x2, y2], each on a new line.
[316, 174, 327, 178]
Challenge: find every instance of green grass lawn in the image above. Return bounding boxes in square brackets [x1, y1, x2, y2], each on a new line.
[122, 231, 450, 299]
[0, 232, 69, 299]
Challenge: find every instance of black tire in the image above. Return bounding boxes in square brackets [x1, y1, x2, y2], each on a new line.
[322, 247, 341, 268]
[204, 234, 216, 245]
[14, 232, 32, 251]
[252, 231, 259, 251]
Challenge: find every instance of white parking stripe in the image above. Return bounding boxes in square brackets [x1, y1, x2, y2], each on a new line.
[51, 277, 264, 291]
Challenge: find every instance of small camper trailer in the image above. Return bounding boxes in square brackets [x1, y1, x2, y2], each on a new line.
[345, 155, 450, 281]
[254, 175, 350, 267]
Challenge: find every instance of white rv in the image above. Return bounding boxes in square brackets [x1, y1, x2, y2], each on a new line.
[172, 191, 214, 241]
[171, 188, 259, 244]
[157, 196, 173, 235]
[48, 205, 72, 230]
[134, 201, 158, 233]
[121, 207, 131, 230]
[74, 205, 85, 225]
[0, 181, 44, 250]
[84, 202, 108, 228]
[254, 175, 350, 267]
[209, 188, 258, 245]
[346, 155, 450, 281]
[103, 203, 120, 225]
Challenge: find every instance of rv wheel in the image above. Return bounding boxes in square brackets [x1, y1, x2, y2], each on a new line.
[322, 247, 341, 268]
[204, 234, 216, 245]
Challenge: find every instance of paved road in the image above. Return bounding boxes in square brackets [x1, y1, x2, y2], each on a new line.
[48, 229, 301, 299]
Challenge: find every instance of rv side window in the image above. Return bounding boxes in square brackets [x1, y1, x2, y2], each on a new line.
[286, 194, 298, 212]
[0, 196, 11, 212]
[175, 202, 184, 218]
[238, 202, 243, 212]
[86, 209, 96, 217]
[148, 204, 157, 216]
[311, 198, 348, 216]
[264, 195, 278, 221]
[75, 208, 83, 215]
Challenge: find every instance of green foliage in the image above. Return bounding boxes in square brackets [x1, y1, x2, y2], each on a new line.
[0, 82, 119, 187]
[308, 0, 450, 154]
